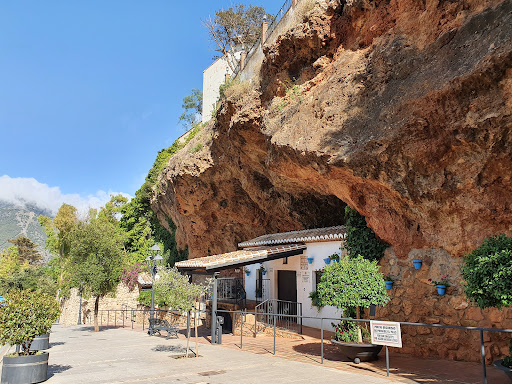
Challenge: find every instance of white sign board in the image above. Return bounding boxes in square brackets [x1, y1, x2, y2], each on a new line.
[370, 320, 402, 348]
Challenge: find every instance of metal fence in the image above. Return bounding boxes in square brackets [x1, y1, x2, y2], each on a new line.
[254, 299, 302, 335]
[232, 0, 294, 78]
[215, 308, 512, 384]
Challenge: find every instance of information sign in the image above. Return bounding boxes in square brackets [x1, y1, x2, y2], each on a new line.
[370, 320, 402, 348]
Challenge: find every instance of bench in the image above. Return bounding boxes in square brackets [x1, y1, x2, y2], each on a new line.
[148, 318, 178, 339]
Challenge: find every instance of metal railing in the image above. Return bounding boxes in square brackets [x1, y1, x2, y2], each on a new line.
[232, 0, 295, 78]
[255, 299, 303, 335]
[255, 278, 270, 301]
[79, 308, 190, 332]
[209, 277, 246, 308]
[215, 308, 512, 384]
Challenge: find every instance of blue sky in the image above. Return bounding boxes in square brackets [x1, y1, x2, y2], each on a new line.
[0, 0, 279, 212]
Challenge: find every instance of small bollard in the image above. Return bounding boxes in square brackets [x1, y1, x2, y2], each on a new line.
[216, 316, 224, 344]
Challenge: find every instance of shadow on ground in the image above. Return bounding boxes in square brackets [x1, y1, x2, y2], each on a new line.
[47, 364, 72, 378]
[49, 342, 65, 347]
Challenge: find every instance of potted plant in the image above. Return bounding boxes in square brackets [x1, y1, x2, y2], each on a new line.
[383, 275, 394, 289]
[412, 259, 422, 269]
[306, 257, 314, 264]
[308, 291, 324, 311]
[493, 338, 512, 381]
[258, 265, 267, 276]
[429, 276, 450, 295]
[317, 255, 390, 362]
[328, 253, 340, 263]
[462, 234, 512, 381]
[244, 267, 250, 276]
[0, 290, 60, 384]
[323, 257, 331, 265]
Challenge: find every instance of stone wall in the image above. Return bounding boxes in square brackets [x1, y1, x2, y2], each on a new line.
[59, 283, 140, 325]
[376, 248, 512, 364]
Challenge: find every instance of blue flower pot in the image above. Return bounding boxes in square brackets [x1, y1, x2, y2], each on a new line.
[245, 271, 250, 276]
[436, 285, 446, 295]
[385, 281, 394, 289]
[307, 257, 314, 264]
[412, 259, 422, 269]
[262, 270, 267, 276]
[323, 258, 331, 265]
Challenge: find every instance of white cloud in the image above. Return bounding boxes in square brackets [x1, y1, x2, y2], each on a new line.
[0, 175, 131, 216]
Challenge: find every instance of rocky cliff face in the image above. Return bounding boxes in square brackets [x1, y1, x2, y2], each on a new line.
[153, 0, 511, 259]
[151, 0, 512, 362]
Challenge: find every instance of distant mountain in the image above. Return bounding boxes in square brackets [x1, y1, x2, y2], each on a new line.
[0, 201, 53, 262]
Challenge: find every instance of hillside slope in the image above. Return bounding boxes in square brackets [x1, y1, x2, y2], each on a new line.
[0, 201, 51, 261]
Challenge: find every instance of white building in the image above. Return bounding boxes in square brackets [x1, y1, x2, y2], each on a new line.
[201, 50, 241, 123]
[176, 226, 346, 333]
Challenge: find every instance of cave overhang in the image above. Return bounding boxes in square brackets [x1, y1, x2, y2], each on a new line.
[175, 243, 307, 274]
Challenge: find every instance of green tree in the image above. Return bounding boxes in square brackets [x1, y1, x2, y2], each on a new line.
[0, 265, 57, 297]
[0, 290, 60, 355]
[67, 215, 126, 332]
[317, 255, 389, 342]
[462, 234, 512, 367]
[344, 206, 388, 261]
[463, 234, 512, 309]
[154, 267, 210, 356]
[39, 204, 79, 298]
[7, 235, 42, 264]
[178, 89, 203, 129]
[203, 4, 269, 72]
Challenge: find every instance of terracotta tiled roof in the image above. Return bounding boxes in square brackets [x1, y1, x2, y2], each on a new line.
[238, 225, 346, 248]
[175, 243, 306, 271]
[137, 273, 153, 287]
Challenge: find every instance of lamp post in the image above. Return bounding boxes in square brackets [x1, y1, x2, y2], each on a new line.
[146, 244, 163, 333]
[77, 284, 83, 325]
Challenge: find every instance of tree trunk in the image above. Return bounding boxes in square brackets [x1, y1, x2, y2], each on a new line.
[356, 306, 362, 343]
[94, 296, 100, 332]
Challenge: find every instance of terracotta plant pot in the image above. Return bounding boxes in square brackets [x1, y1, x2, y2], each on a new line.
[493, 360, 512, 382]
[331, 339, 383, 362]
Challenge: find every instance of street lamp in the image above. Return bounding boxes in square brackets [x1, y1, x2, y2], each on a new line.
[146, 244, 163, 333]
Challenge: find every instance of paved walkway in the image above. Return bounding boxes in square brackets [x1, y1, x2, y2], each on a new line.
[0, 325, 399, 384]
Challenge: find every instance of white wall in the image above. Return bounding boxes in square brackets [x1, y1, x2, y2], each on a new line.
[244, 240, 345, 331]
[202, 51, 241, 123]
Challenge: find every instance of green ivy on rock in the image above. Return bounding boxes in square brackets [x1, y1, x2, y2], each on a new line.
[344, 206, 388, 261]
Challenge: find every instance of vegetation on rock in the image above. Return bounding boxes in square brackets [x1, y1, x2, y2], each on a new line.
[203, 4, 270, 72]
[344, 207, 388, 262]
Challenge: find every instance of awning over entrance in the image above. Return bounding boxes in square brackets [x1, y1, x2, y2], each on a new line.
[175, 243, 306, 273]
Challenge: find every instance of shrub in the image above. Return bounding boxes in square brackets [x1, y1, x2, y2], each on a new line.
[0, 290, 60, 355]
[317, 255, 389, 342]
[463, 234, 512, 367]
[308, 290, 324, 310]
[344, 206, 388, 261]
[317, 255, 389, 312]
[120, 262, 145, 291]
[221, 80, 252, 102]
[189, 143, 203, 153]
[462, 234, 512, 309]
